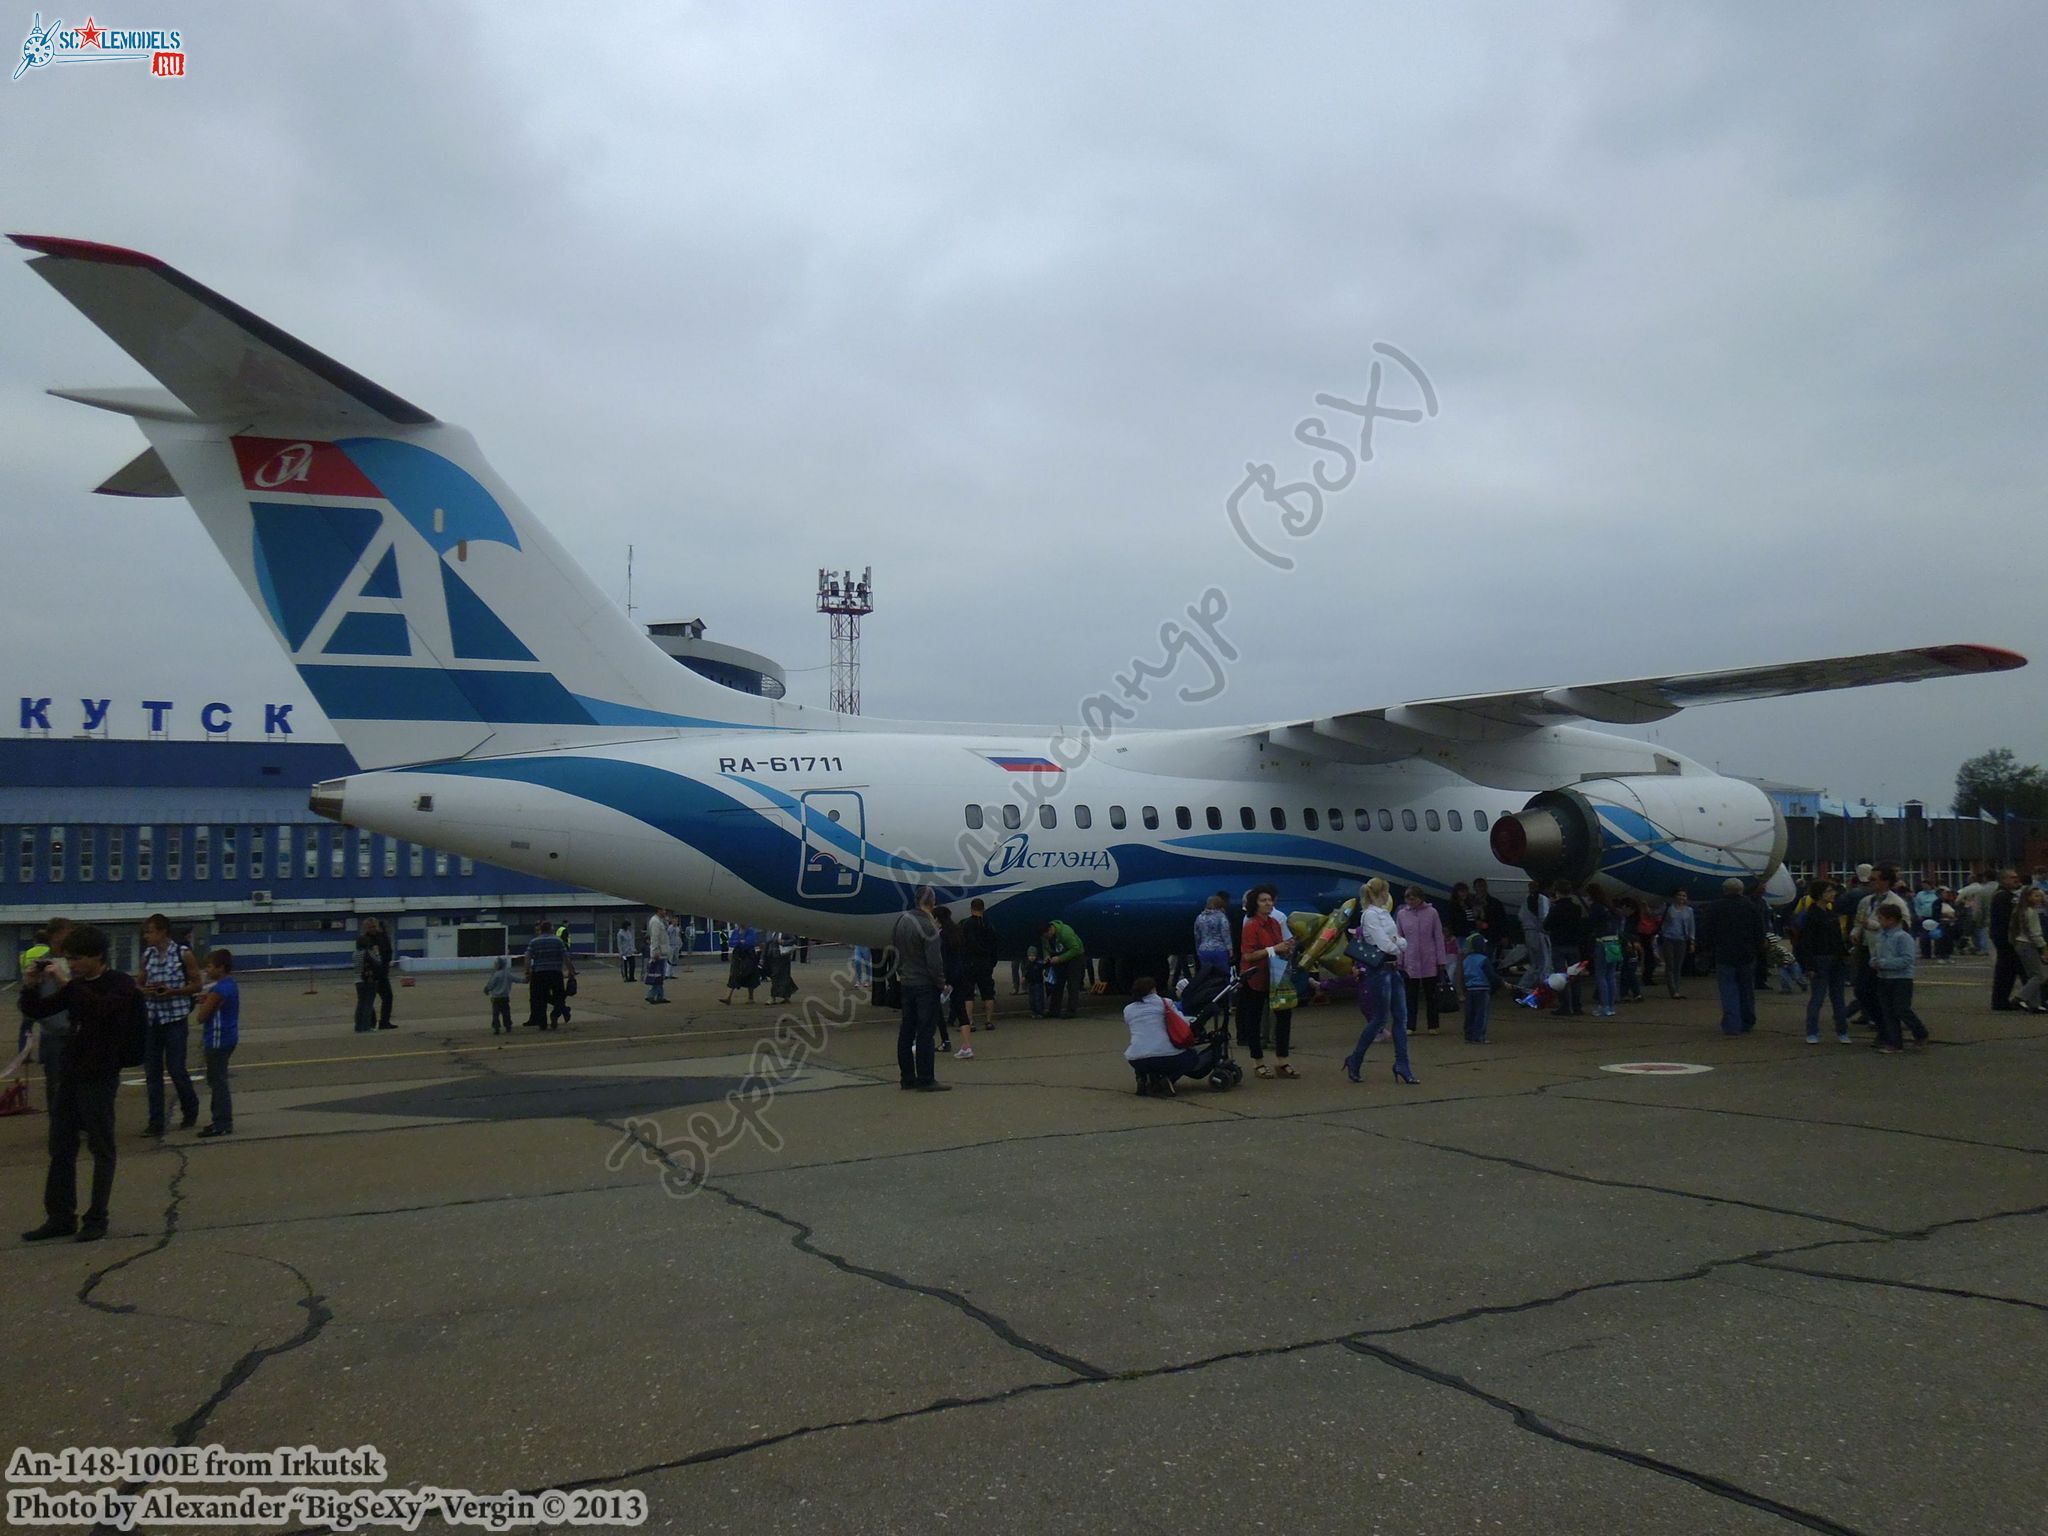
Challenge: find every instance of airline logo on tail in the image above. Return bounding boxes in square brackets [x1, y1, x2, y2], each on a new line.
[234, 435, 533, 669]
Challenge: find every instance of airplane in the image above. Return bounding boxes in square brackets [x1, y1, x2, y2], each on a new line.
[13, 234, 2028, 965]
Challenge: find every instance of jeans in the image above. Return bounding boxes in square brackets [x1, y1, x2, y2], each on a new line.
[644, 973, 667, 1002]
[1660, 938, 1689, 995]
[897, 983, 941, 1086]
[1344, 967, 1411, 1076]
[1463, 989, 1490, 1043]
[1805, 954, 1849, 1034]
[2016, 944, 2045, 1010]
[1715, 963, 1757, 1034]
[46, 1070, 117, 1224]
[204, 1045, 234, 1129]
[1874, 976, 1925, 1047]
[529, 971, 565, 1030]
[1594, 954, 1618, 1012]
[144, 1017, 199, 1129]
[1046, 961, 1080, 1016]
[354, 983, 377, 1032]
[490, 996, 513, 1033]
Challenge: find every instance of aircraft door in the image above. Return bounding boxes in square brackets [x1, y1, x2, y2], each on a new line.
[798, 790, 865, 900]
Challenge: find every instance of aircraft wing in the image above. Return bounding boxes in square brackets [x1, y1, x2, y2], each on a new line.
[1257, 644, 2026, 760]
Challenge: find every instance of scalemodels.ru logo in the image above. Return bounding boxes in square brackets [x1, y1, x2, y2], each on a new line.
[13, 11, 185, 80]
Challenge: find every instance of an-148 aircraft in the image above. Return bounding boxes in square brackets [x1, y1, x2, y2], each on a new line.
[15, 235, 2028, 960]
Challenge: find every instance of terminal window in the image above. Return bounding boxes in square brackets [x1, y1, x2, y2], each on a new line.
[1206, 807, 1222, 830]
[248, 830, 264, 879]
[304, 831, 321, 878]
[276, 827, 292, 880]
[435, 850, 449, 877]
[1074, 805, 1092, 829]
[356, 834, 371, 879]
[167, 830, 182, 881]
[48, 828, 65, 882]
[222, 829, 238, 881]
[18, 830, 33, 884]
[383, 840, 398, 878]
[107, 830, 124, 882]
[137, 828, 152, 883]
[195, 827, 210, 880]
[1425, 810, 1440, 832]
[409, 843, 424, 878]
[78, 829, 94, 882]
[331, 835, 345, 879]
[460, 857, 474, 876]
[1141, 806, 1159, 830]
[1108, 806, 1126, 829]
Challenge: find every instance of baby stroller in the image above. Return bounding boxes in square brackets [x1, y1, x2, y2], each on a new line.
[1167, 969, 1247, 1091]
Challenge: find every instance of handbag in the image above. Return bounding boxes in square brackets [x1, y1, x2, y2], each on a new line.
[1270, 975, 1298, 1011]
[565, 974, 579, 998]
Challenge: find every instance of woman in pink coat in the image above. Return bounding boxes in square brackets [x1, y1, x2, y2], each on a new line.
[1395, 886, 1447, 1032]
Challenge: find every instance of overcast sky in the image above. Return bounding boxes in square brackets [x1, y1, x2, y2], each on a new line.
[3, 1, 2041, 808]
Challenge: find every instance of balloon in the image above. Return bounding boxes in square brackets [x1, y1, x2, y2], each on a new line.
[1546, 973, 1568, 991]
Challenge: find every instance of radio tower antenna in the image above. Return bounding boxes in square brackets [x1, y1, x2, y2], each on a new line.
[816, 566, 875, 715]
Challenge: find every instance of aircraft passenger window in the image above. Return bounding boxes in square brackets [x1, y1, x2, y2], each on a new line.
[1003, 805, 1022, 830]
[1402, 810, 1418, 831]
[1240, 807, 1256, 830]
[1075, 805, 1092, 829]
[1474, 810, 1489, 831]
[1039, 805, 1057, 829]
[1206, 807, 1222, 830]
[1270, 807, 1287, 831]
[1329, 809, 1344, 831]
[1425, 810, 1441, 831]
[1175, 807, 1192, 830]
[1377, 810, 1393, 831]
[1303, 809, 1320, 831]
[1109, 806, 1126, 829]
[965, 805, 984, 830]
[1142, 806, 1160, 831]
[1447, 810, 1462, 831]
[1355, 809, 1370, 830]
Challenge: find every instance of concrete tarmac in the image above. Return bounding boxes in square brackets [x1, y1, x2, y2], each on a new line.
[2, 951, 2043, 1534]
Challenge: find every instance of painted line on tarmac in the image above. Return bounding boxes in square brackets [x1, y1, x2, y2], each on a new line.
[234, 1025, 787, 1071]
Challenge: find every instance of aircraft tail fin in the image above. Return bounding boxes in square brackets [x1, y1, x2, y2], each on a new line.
[15, 235, 800, 768]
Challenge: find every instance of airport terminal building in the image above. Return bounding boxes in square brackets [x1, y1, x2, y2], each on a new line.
[1, 624, 786, 977]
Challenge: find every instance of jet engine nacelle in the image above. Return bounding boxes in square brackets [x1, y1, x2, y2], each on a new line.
[1489, 775, 1786, 899]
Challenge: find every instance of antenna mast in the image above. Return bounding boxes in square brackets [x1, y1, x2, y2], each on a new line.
[816, 566, 875, 715]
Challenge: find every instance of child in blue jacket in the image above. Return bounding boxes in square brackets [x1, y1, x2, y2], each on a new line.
[1460, 934, 1496, 1044]
[1869, 905, 1927, 1052]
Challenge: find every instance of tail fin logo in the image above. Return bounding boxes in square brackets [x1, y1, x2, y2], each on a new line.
[238, 436, 535, 668]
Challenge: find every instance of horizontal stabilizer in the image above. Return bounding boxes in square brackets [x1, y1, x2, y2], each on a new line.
[95, 447, 179, 498]
[11, 235, 434, 427]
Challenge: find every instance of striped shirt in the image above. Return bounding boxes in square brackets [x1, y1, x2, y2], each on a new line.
[142, 941, 194, 1025]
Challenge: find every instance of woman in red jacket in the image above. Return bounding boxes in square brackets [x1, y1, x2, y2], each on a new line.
[1237, 885, 1298, 1079]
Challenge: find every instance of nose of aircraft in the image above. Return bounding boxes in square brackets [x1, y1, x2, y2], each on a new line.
[309, 778, 347, 823]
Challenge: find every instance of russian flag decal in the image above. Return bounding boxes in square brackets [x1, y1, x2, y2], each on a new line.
[987, 754, 1063, 774]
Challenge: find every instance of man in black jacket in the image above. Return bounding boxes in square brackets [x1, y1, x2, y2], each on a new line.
[1700, 878, 1766, 1035]
[19, 924, 141, 1243]
[1989, 870, 2021, 1010]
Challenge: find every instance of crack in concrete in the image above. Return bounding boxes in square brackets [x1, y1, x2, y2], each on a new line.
[77, 1145, 189, 1315]
[1533, 1085, 2048, 1158]
[1336, 1337, 1872, 1536]
[596, 1116, 1110, 1383]
[1746, 1259, 2048, 1314]
[168, 1253, 335, 1445]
